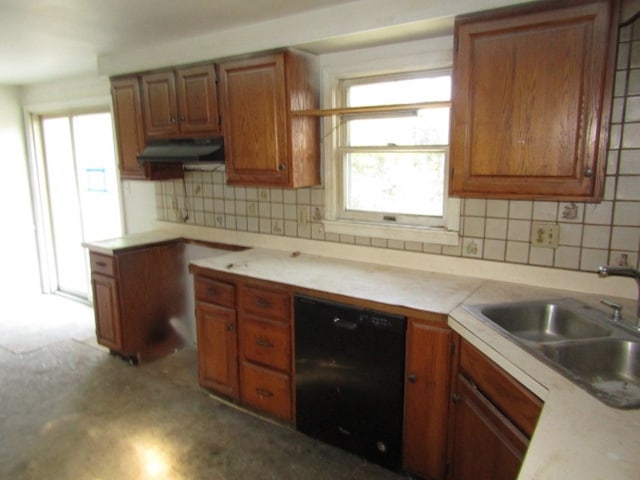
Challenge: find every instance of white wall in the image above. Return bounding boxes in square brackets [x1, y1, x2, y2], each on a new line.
[121, 180, 157, 234]
[0, 85, 40, 294]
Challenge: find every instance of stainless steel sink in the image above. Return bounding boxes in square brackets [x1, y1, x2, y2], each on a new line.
[464, 298, 640, 409]
[541, 339, 640, 408]
[478, 301, 611, 343]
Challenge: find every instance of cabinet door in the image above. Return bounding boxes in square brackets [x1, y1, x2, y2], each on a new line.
[91, 272, 122, 351]
[403, 320, 452, 480]
[449, 375, 528, 480]
[219, 54, 289, 186]
[176, 64, 220, 136]
[141, 71, 179, 139]
[196, 302, 239, 399]
[450, 0, 618, 201]
[111, 77, 145, 179]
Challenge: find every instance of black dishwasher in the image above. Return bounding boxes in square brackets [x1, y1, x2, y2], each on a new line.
[294, 294, 406, 471]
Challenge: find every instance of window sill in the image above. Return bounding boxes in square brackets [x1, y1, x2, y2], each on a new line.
[322, 219, 460, 246]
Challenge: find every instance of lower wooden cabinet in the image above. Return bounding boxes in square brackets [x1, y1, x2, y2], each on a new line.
[89, 240, 186, 363]
[449, 375, 527, 480]
[447, 338, 543, 480]
[190, 266, 545, 479]
[191, 268, 293, 423]
[403, 318, 453, 480]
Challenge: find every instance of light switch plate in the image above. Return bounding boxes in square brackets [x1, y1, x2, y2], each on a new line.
[531, 222, 560, 248]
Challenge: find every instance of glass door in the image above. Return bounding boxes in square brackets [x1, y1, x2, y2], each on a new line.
[40, 112, 122, 300]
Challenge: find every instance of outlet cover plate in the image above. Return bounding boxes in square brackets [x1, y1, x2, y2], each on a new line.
[531, 222, 560, 248]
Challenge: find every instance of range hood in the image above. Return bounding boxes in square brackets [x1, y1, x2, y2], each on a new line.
[137, 137, 224, 163]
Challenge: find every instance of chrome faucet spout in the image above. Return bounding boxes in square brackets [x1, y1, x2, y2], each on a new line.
[597, 265, 640, 319]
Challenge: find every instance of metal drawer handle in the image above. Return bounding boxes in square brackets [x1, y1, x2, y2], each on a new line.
[255, 297, 271, 308]
[255, 336, 274, 348]
[256, 388, 274, 398]
[96, 261, 107, 267]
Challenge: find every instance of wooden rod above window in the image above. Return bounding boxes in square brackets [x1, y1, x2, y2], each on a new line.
[291, 101, 451, 117]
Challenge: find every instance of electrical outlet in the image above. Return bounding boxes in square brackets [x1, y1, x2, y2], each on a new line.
[531, 222, 559, 248]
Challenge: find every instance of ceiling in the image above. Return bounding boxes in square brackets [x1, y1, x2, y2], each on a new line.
[0, 0, 542, 86]
[0, 0, 358, 85]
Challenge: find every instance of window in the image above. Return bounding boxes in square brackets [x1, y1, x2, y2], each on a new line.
[324, 68, 460, 245]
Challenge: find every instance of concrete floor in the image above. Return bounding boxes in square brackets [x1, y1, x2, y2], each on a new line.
[0, 294, 407, 480]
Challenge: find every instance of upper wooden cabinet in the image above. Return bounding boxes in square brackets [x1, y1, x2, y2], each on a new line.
[111, 77, 146, 179]
[140, 64, 220, 139]
[449, 0, 619, 201]
[218, 51, 320, 188]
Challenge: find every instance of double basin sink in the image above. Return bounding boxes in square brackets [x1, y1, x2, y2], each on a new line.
[465, 298, 640, 409]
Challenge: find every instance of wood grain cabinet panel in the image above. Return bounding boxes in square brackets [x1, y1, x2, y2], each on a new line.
[190, 268, 294, 423]
[240, 360, 292, 422]
[239, 316, 291, 372]
[447, 337, 543, 480]
[403, 319, 452, 480]
[448, 375, 528, 480]
[141, 64, 220, 139]
[196, 302, 239, 399]
[219, 51, 320, 188]
[88, 242, 186, 363]
[111, 76, 146, 179]
[450, 0, 619, 201]
[91, 272, 122, 351]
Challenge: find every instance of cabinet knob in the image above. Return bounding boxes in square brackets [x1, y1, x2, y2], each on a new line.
[408, 374, 417, 383]
[452, 393, 462, 403]
[179, 115, 185, 122]
[225, 323, 234, 332]
[584, 168, 594, 177]
[278, 164, 286, 171]
[170, 116, 177, 124]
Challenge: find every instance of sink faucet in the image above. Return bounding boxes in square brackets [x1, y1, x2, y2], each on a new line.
[598, 265, 640, 319]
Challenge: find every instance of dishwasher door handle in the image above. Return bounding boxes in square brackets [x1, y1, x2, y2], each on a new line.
[332, 316, 358, 330]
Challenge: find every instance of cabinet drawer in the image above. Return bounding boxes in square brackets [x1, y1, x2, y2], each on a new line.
[195, 276, 235, 308]
[459, 340, 542, 438]
[241, 361, 291, 422]
[89, 252, 116, 277]
[240, 316, 290, 372]
[241, 285, 289, 322]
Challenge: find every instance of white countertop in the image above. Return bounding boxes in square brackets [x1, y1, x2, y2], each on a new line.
[190, 246, 640, 480]
[82, 231, 183, 255]
[191, 247, 484, 314]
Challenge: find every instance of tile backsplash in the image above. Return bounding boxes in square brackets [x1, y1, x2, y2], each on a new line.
[155, 19, 640, 274]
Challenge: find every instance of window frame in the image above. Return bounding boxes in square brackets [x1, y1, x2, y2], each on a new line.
[321, 44, 460, 245]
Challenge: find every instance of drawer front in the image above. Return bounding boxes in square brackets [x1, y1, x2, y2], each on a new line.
[89, 252, 116, 277]
[241, 284, 290, 322]
[240, 316, 290, 372]
[195, 276, 235, 308]
[241, 361, 291, 422]
[460, 340, 543, 438]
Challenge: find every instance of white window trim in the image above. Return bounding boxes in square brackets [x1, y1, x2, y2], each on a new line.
[320, 38, 460, 246]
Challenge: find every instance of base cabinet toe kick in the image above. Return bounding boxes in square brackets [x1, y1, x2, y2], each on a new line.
[189, 265, 544, 479]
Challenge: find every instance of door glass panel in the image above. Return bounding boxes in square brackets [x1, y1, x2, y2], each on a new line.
[40, 112, 122, 299]
[42, 117, 86, 296]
